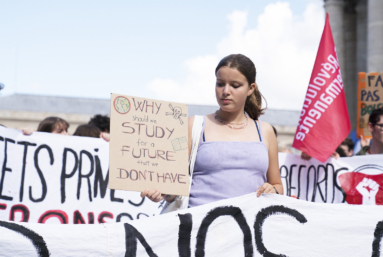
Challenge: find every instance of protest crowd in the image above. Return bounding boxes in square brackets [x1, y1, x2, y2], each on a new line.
[1, 52, 382, 210]
[0, 10, 383, 256]
[0, 53, 382, 256]
[0, 53, 382, 208]
[10, 114, 111, 141]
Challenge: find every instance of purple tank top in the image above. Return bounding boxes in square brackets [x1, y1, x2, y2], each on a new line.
[188, 116, 269, 208]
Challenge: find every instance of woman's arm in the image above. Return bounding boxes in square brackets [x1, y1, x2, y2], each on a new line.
[140, 116, 195, 202]
[256, 121, 283, 196]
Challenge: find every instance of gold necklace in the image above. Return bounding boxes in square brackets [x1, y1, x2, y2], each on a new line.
[214, 111, 249, 130]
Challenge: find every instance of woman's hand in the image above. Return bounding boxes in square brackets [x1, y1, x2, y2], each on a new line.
[256, 183, 278, 197]
[330, 151, 340, 159]
[22, 128, 35, 135]
[140, 188, 175, 203]
[100, 132, 110, 142]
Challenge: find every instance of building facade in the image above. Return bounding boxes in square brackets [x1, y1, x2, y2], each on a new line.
[324, 0, 383, 130]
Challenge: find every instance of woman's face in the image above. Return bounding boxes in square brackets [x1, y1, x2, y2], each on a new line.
[369, 115, 383, 144]
[51, 124, 68, 135]
[215, 66, 255, 113]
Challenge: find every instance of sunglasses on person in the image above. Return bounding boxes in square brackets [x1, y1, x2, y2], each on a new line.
[373, 123, 383, 130]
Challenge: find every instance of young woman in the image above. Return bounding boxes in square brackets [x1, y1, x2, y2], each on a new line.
[22, 116, 69, 135]
[141, 54, 283, 207]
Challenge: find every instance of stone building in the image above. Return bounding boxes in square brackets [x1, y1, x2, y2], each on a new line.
[324, 0, 383, 130]
[0, 94, 299, 149]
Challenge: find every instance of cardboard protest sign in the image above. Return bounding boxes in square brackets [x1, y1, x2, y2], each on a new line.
[357, 72, 383, 138]
[0, 127, 161, 224]
[109, 94, 189, 196]
[1, 193, 383, 256]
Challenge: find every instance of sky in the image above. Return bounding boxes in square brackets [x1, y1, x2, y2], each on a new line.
[0, 0, 325, 110]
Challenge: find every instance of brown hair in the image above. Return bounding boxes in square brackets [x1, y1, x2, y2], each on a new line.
[215, 54, 266, 120]
[37, 117, 69, 133]
[73, 124, 101, 138]
[341, 138, 355, 152]
[369, 107, 383, 124]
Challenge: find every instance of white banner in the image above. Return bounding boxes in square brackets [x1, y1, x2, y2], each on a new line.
[279, 153, 383, 205]
[1, 126, 382, 227]
[0, 127, 160, 224]
[0, 193, 382, 256]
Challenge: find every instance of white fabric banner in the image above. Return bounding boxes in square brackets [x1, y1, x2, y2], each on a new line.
[279, 153, 383, 205]
[0, 127, 160, 224]
[1, 126, 382, 227]
[0, 193, 382, 256]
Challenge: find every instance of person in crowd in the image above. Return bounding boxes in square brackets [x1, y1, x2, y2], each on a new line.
[338, 138, 354, 157]
[73, 124, 101, 138]
[335, 146, 347, 157]
[88, 114, 110, 132]
[302, 142, 348, 160]
[88, 114, 110, 141]
[22, 116, 110, 142]
[22, 116, 69, 135]
[301, 137, 355, 160]
[356, 107, 383, 155]
[141, 54, 283, 207]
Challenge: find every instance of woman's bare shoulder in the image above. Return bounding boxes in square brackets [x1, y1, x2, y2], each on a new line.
[260, 120, 276, 138]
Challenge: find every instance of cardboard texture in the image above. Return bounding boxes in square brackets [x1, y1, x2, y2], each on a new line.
[109, 93, 189, 196]
[357, 72, 383, 138]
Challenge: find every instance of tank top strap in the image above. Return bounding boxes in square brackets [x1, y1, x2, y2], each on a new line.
[199, 116, 207, 143]
[254, 118, 263, 142]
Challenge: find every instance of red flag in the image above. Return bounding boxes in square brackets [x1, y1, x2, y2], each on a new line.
[292, 13, 350, 162]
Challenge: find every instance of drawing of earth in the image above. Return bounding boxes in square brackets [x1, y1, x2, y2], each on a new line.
[114, 96, 130, 114]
